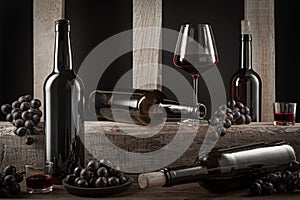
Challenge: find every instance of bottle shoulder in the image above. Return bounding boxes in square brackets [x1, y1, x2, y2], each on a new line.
[44, 71, 83, 90]
[231, 68, 261, 81]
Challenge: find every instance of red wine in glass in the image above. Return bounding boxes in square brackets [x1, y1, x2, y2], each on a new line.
[26, 174, 53, 189]
[274, 112, 294, 123]
[173, 54, 218, 77]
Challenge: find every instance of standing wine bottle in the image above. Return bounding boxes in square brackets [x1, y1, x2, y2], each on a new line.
[230, 20, 261, 122]
[90, 89, 207, 126]
[44, 19, 85, 184]
[138, 141, 297, 193]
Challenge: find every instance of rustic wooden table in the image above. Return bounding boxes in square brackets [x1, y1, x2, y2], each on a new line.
[5, 182, 300, 200]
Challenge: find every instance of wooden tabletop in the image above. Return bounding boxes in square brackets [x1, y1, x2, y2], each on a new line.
[5, 183, 300, 200]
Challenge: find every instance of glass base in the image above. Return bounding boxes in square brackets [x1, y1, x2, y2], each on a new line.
[177, 118, 207, 127]
[27, 186, 53, 194]
[273, 121, 295, 126]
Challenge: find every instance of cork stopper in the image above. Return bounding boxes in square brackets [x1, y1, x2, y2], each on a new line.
[241, 19, 251, 34]
[138, 171, 166, 188]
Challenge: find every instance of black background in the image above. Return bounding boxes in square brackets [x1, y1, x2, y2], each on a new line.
[0, 0, 299, 122]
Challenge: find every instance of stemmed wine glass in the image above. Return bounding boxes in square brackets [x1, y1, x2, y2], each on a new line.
[173, 24, 218, 126]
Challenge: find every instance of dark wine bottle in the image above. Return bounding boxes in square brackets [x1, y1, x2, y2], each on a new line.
[90, 89, 207, 126]
[43, 19, 85, 184]
[230, 20, 261, 122]
[138, 141, 297, 193]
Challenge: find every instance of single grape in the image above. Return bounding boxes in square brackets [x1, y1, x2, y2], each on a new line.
[6, 113, 13, 122]
[118, 175, 127, 185]
[12, 101, 21, 109]
[235, 102, 244, 109]
[87, 160, 99, 172]
[266, 173, 280, 185]
[25, 137, 34, 145]
[24, 120, 35, 130]
[108, 176, 120, 186]
[73, 166, 83, 177]
[245, 115, 252, 124]
[97, 167, 108, 177]
[76, 178, 89, 187]
[3, 166, 16, 176]
[1, 104, 12, 115]
[20, 102, 31, 111]
[217, 126, 227, 137]
[2, 175, 16, 186]
[18, 96, 27, 103]
[227, 99, 236, 109]
[15, 127, 27, 137]
[109, 166, 121, 176]
[282, 171, 293, 184]
[225, 112, 234, 120]
[32, 114, 41, 125]
[30, 99, 41, 109]
[95, 177, 108, 187]
[223, 118, 232, 129]
[24, 94, 33, 102]
[209, 116, 220, 126]
[215, 110, 225, 118]
[232, 110, 241, 120]
[236, 114, 246, 124]
[21, 111, 32, 120]
[12, 111, 22, 120]
[80, 168, 91, 180]
[14, 119, 24, 128]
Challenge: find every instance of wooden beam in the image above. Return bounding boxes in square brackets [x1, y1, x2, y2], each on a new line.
[33, 0, 64, 114]
[132, 0, 162, 90]
[245, 0, 275, 122]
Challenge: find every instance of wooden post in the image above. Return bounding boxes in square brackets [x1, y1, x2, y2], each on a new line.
[132, 0, 162, 90]
[245, 0, 275, 122]
[33, 0, 64, 114]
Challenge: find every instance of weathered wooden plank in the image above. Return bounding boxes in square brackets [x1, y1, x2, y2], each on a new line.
[244, 0, 275, 122]
[132, 0, 162, 90]
[2, 121, 300, 172]
[33, 0, 64, 114]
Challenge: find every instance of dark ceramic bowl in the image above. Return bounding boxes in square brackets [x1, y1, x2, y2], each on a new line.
[62, 177, 134, 197]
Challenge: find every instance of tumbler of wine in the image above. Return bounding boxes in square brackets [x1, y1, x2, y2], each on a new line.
[173, 24, 218, 126]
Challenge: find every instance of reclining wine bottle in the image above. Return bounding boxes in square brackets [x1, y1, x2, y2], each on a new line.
[138, 141, 298, 193]
[90, 89, 207, 125]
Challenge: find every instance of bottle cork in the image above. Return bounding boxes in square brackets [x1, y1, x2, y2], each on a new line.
[138, 171, 166, 188]
[241, 19, 251, 34]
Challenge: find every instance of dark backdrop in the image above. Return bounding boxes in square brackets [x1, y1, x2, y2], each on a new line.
[0, 0, 299, 122]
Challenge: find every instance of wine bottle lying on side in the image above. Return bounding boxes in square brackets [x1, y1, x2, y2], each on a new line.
[138, 141, 299, 193]
[89, 89, 207, 126]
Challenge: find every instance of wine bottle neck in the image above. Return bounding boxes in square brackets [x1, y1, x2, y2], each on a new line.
[53, 28, 73, 73]
[240, 34, 252, 70]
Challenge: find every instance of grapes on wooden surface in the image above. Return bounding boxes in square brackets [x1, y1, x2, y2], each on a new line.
[65, 159, 129, 188]
[0, 165, 23, 197]
[208, 100, 252, 137]
[1, 94, 43, 145]
[249, 161, 300, 196]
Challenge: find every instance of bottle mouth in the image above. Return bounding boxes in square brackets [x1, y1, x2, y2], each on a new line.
[55, 19, 70, 32]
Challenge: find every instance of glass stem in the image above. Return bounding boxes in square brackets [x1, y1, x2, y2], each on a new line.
[192, 76, 199, 105]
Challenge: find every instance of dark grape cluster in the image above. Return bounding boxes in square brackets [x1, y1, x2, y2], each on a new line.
[65, 159, 129, 188]
[249, 161, 300, 196]
[208, 100, 252, 137]
[0, 165, 23, 197]
[1, 94, 42, 145]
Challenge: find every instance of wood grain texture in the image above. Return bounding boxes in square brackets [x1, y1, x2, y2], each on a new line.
[245, 0, 275, 122]
[7, 183, 300, 199]
[33, 0, 64, 115]
[132, 0, 162, 90]
[2, 121, 300, 172]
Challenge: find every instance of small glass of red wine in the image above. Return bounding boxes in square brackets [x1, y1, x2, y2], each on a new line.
[273, 102, 297, 126]
[25, 161, 53, 193]
[174, 24, 218, 125]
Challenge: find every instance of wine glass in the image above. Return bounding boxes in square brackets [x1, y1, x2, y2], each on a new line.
[173, 24, 218, 126]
